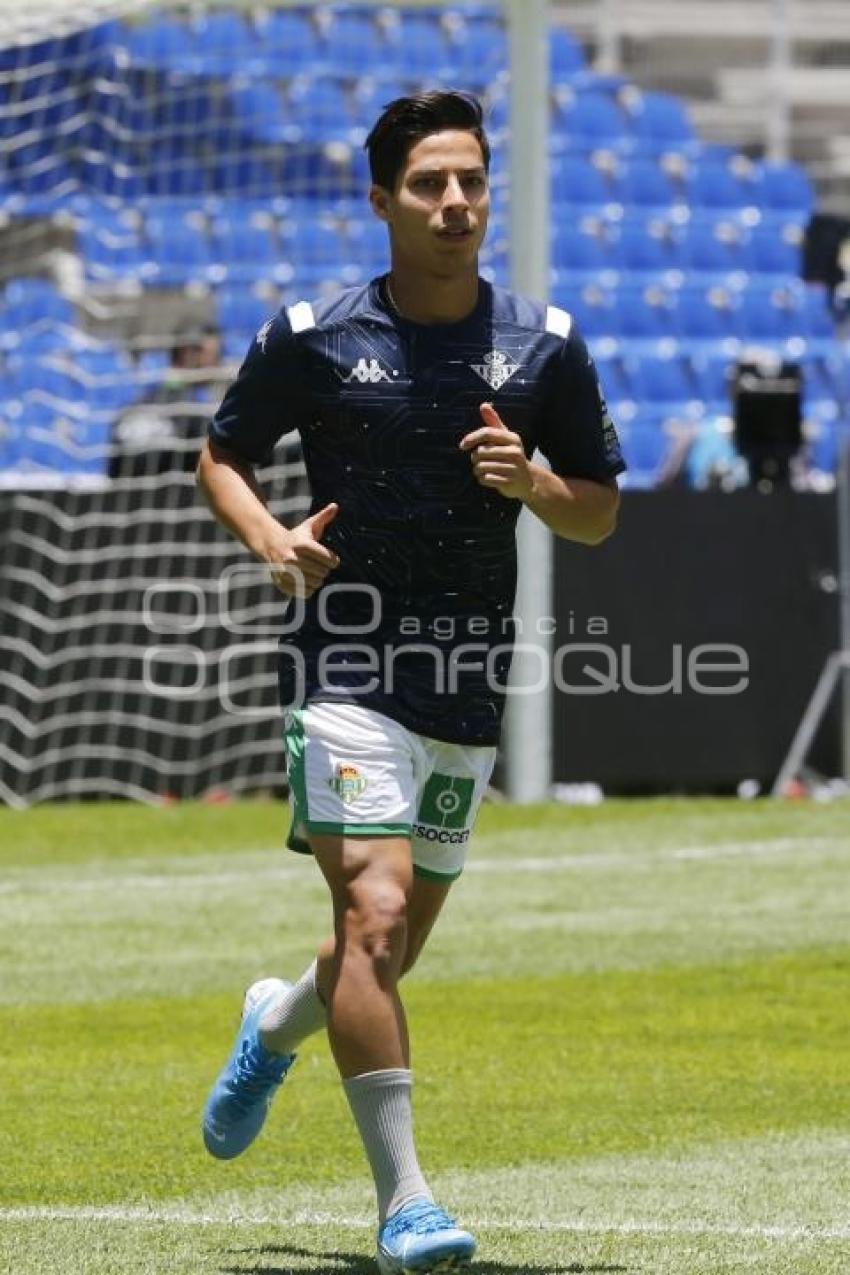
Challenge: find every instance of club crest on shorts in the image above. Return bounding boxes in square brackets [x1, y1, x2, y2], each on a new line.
[328, 763, 367, 805]
[470, 349, 520, 391]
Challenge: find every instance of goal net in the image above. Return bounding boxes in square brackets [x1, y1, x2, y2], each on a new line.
[0, 0, 520, 806]
[2, 1, 839, 806]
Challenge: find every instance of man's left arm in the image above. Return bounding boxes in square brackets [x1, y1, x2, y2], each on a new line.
[460, 402, 620, 545]
[522, 464, 619, 545]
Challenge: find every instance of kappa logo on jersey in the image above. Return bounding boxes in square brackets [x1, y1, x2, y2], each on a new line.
[343, 357, 395, 384]
[328, 763, 368, 805]
[255, 319, 273, 352]
[470, 349, 521, 391]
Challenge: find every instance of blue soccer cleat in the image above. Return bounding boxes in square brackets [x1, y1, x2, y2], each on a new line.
[202, 977, 296, 1160]
[377, 1200, 476, 1275]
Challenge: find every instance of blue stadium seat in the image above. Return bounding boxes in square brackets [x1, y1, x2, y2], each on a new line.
[673, 282, 740, 352]
[145, 140, 214, 197]
[549, 27, 585, 79]
[286, 219, 353, 286]
[210, 214, 279, 283]
[799, 285, 837, 347]
[551, 223, 614, 273]
[288, 79, 355, 143]
[154, 77, 219, 134]
[480, 235, 509, 284]
[349, 218, 388, 270]
[553, 90, 626, 150]
[736, 282, 802, 344]
[625, 91, 696, 152]
[611, 158, 681, 210]
[613, 220, 679, 280]
[76, 19, 126, 72]
[191, 12, 257, 75]
[0, 68, 78, 145]
[78, 223, 148, 282]
[9, 356, 80, 405]
[208, 153, 285, 199]
[229, 84, 299, 146]
[452, 14, 504, 84]
[0, 414, 26, 470]
[592, 354, 635, 403]
[145, 217, 214, 286]
[8, 143, 76, 196]
[11, 328, 71, 356]
[678, 215, 748, 278]
[744, 221, 803, 278]
[352, 79, 409, 131]
[74, 348, 135, 410]
[26, 416, 111, 475]
[393, 13, 453, 77]
[281, 143, 370, 199]
[615, 420, 668, 487]
[755, 162, 815, 214]
[686, 160, 756, 211]
[321, 9, 382, 75]
[614, 284, 676, 342]
[2, 280, 75, 329]
[628, 351, 695, 404]
[485, 91, 510, 138]
[215, 286, 273, 343]
[567, 283, 617, 338]
[124, 18, 195, 71]
[551, 156, 612, 208]
[256, 9, 321, 75]
[690, 353, 734, 407]
[801, 354, 842, 403]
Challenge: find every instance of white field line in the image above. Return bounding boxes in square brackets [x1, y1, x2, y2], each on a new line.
[1, 837, 845, 896]
[0, 1203, 847, 1241]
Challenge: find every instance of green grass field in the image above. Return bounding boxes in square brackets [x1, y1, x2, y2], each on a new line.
[1, 798, 848, 1274]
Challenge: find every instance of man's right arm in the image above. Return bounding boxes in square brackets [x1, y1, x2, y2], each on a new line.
[196, 438, 339, 598]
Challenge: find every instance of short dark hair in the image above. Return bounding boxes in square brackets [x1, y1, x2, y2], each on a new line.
[365, 90, 490, 191]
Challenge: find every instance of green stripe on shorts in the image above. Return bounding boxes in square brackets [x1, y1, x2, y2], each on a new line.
[413, 863, 464, 883]
[307, 821, 411, 837]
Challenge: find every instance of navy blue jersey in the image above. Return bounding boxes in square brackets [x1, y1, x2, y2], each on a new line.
[210, 275, 625, 745]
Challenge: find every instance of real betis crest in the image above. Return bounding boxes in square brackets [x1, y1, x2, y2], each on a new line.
[471, 349, 520, 391]
[328, 763, 367, 805]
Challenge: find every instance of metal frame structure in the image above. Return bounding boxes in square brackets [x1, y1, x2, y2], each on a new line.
[772, 432, 850, 792]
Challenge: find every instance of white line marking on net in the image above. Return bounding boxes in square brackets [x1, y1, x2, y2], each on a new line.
[0, 1204, 847, 1241]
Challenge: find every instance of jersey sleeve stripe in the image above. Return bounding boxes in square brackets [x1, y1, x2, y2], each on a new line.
[287, 301, 316, 334]
[545, 304, 572, 339]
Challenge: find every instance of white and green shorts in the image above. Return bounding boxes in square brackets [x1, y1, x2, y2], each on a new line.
[283, 702, 496, 881]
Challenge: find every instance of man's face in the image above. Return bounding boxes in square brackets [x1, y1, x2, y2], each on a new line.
[371, 129, 489, 274]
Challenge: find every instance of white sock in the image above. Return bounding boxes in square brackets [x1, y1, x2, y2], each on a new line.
[343, 1068, 433, 1223]
[259, 960, 326, 1056]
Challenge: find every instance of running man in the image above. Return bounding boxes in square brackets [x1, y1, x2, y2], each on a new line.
[197, 91, 624, 1274]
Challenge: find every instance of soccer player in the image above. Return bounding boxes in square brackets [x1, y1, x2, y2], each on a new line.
[197, 91, 624, 1273]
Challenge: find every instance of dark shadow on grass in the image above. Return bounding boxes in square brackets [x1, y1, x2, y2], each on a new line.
[223, 1243, 630, 1275]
